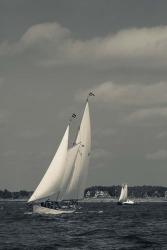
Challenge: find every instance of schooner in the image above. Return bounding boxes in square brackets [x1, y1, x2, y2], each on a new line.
[28, 96, 93, 215]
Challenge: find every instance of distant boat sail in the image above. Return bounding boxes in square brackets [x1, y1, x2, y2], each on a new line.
[28, 97, 92, 215]
[117, 184, 134, 205]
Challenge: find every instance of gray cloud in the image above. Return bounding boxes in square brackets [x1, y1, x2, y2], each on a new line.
[78, 81, 167, 107]
[92, 148, 111, 160]
[97, 128, 117, 137]
[2, 22, 167, 70]
[156, 131, 167, 139]
[127, 107, 167, 123]
[146, 149, 167, 160]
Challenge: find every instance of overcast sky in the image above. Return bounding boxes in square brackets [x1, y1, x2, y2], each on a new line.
[1, 0, 167, 191]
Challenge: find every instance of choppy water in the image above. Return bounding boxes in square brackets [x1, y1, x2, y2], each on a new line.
[0, 201, 167, 249]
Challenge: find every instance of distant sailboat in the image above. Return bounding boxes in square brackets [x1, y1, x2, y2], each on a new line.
[28, 98, 92, 215]
[117, 184, 134, 205]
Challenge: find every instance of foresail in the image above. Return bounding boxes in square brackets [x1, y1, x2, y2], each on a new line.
[28, 125, 69, 203]
[64, 101, 91, 200]
[119, 186, 124, 202]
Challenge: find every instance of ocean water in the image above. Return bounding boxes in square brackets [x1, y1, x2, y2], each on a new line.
[0, 201, 167, 249]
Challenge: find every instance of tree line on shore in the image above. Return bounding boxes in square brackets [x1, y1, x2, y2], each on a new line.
[85, 185, 167, 198]
[0, 190, 33, 199]
[0, 185, 167, 199]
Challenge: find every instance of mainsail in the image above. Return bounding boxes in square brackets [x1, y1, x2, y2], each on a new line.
[119, 184, 128, 203]
[64, 101, 91, 200]
[28, 125, 69, 203]
[57, 144, 80, 201]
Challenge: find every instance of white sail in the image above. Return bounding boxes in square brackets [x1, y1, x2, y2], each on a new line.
[57, 144, 80, 201]
[64, 101, 91, 200]
[119, 184, 128, 203]
[28, 125, 69, 203]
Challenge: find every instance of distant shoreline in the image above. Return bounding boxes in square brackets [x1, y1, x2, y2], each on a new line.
[0, 185, 167, 200]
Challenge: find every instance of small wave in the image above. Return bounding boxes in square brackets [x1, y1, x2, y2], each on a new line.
[88, 210, 103, 213]
[75, 228, 115, 237]
[24, 212, 33, 215]
[122, 234, 160, 248]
